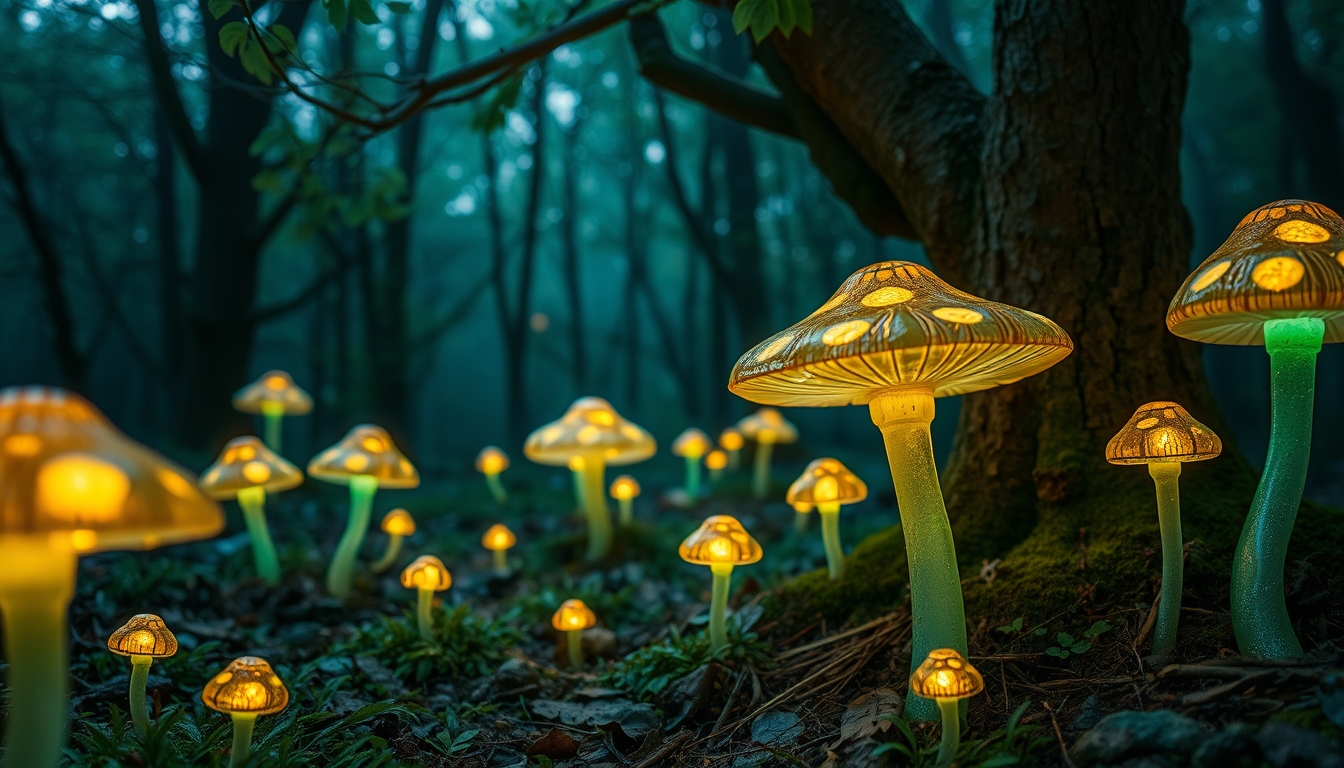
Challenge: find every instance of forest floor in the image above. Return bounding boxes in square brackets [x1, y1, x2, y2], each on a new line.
[20, 467, 1344, 767]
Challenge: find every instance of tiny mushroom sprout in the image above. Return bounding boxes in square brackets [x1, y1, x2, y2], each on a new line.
[401, 555, 451, 641]
[910, 649, 985, 768]
[671, 428, 712, 501]
[107, 614, 178, 739]
[552, 598, 597, 670]
[718, 427, 745, 471]
[791, 500, 814, 533]
[729, 261, 1072, 719]
[202, 656, 289, 768]
[525, 397, 656, 562]
[609, 474, 641, 527]
[231, 370, 312, 453]
[308, 425, 419, 599]
[736, 408, 799, 499]
[475, 446, 510, 504]
[786, 458, 868, 581]
[1107, 402, 1222, 658]
[679, 515, 763, 652]
[370, 508, 416, 574]
[0, 386, 222, 768]
[482, 523, 517, 576]
[200, 436, 303, 586]
[1166, 199, 1344, 659]
[705, 449, 728, 485]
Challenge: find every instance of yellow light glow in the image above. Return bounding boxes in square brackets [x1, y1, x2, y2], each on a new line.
[706, 538, 735, 562]
[478, 453, 506, 474]
[1336, 250, 1344, 269]
[360, 436, 386, 452]
[1190, 260, 1230, 291]
[1252, 256, 1305, 291]
[610, 475, 640, 499]
[37, 454, 131, 524]
[242, 461, 271, 484]
[822, 320, 871, 346]
[343, 454, 370, 472]
[551, 598, 596, 631]
[530, 313, 550, 332]
[792, 501, 812, 514]
[265, 375, 288, 390]
[705, 450, 727, 471]
[861, 286, 914, 307]
[1273, 220, 1330, 243]
[236, 445, 257, 461]
[719, 429, 744, 451]
[813, 476, 839, 503]
[4, 434, 41, 456]
[1136, 417, 1159, 429]
[382, 509, 416, 536]
[932, 307, 983, 324]
[481, 523, 516, 551]
[70, 529, 97, 551]
[756, 333, 795, 361]
[568, 456, 586, 472]
[401, 555, 451, 591]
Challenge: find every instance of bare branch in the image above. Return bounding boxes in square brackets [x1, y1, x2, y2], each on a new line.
[132, 0, 207, 180]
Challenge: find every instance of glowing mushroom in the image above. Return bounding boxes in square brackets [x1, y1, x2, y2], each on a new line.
[482, 523, 517, 576]
[107, 614, 178, 739]
[729, 261, 1072, 719]
[401, 555, 451, 641]
[200, 436, 303, 586]
[1167, 199, 1344, 658]
[672, 428, 712, 501]
[370, 508, 416, 574]
[705, 450, 728, 485]
[786, 458, 867, 580]
[525, 398, 656, 562]
[475, 446, 510, 504]
[679, 515, 763, 652]
[736, 408, 798, 500]
[718, 427, 744, 471]
[1107, 402, 1221, 658]
[790, 500, 814, 533]
[307, 425, 419, 599]
[568, 454, 587, 513]
[609, 475, 641, 527]
[552, 599, 597, 670]
[202, 656, 289, 768]
[0, 386, 222, 768]
[909, 649, 984, 768]
[232, 370, 312, 453]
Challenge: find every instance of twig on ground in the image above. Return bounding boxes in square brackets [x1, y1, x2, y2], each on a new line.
[1042, 700, 1078, 768]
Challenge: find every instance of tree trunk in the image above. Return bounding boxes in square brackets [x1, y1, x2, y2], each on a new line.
[153, 111, 184, 423]
[560, 120, 587, 393]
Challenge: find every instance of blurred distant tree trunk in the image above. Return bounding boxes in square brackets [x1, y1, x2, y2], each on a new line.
[153, 113, 184, 421]
[559, 112, 588, 393]
[622, 86, 643, 410]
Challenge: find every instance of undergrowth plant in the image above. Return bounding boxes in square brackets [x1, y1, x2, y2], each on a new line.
[874, 700, 1052, 767]
[506, 574, 647, 629]
[600, 613, 771, 701]
[344, 604, 523, 683]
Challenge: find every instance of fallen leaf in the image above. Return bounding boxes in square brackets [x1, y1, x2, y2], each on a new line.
[525, 728, 580, 759]
[833, 688, 902, 749]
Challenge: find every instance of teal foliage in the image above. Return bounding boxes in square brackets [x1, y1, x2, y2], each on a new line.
[599, 619, 771, 701]
[343, 605, 523, 683]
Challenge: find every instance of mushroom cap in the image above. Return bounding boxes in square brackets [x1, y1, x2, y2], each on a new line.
[482, 523, 516, 551]
[199, 436, 303, 500]
[718, 428, 744, 451]
[735, 408, 799, 444]
[729, 261, 1073, 406]
[705, 450, 728, 471]
[381, 508, 416, 536]
[524, 397, 656, 467]
[475, 446, 509, 474]
[909, 648, 984, 700]
[1167, 200, 1344, 345]
[609, 475, 641, 500]
[201, 656, 289, 716]
[401, 555, 451, 591]
[672, 428, 712, 459]
[107, 614, 177, 658]
[551, 598, 597, 631]
[786, 458, 868, 506]
[679, 515, 763, 566]
[232, 371, 313, 416]
[1106, 401, 1223, 465]
[0, 386, 223, 553]
[792, 501, 814, 514]
[307, 425, 419, 488]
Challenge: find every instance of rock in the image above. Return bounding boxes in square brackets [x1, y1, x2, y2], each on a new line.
[1069, 710, 1210, 767]
[493, 657, 541, 693]
[1192, 723, 1262, 768]
[752, 711, 803, 747]
[582, 627, 617, 659]
[1256, 722, 1343, 768]
[1069, 695, 1108, 734]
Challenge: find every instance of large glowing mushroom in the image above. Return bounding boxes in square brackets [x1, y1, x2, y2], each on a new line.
[671, 428, 712, 501]
[202, 656, 288, 768]
[1167, 199, 1344, 658]
[200, 436, 303, 586]
[910, 649, 984, 768]
[475, 446, 510, 504]
[786, 458, 867, 580]
[232, 371, 312, 453]
[679, 515, 763, 652]
[729, 261, 1071, 718]
[0, 386, 223, 767]
[401, 555, 451, 641]
[736, 408, 798, 499]
[107, 614, 178, 739]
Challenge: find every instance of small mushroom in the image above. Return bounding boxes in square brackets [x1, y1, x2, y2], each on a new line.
[671, 429, 712, 502]
[786, 459, 868, 580]
[718, 427, 745, 471]
[608, 475, 641, 527]
[231, 371, 312, 453]
[475, 446, 510, 504]
[370, 508, 416, 574]
[308, 425, 419, 599]
[551, 599, 597, 671]
[401, 555, 451, 641]
[107, 614, 178, 739]
[736, 408, 799, 499]
[679, 515, 763, 651]
[202, 656, 289, 768]
[705, 450, 728, 486]
[909, 649, 984, 768]
[790, 500, 814, 533]
[1107, 402, 1221, 657]
[200, 436, 303, 586]
[482, 523, 517, 576]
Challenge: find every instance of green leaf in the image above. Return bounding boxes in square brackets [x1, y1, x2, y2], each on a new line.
[776, 0, 796, 36]
[385, 1, 412, 12]
[218, 21, 249, 56]
[792, 0, 812, 34]
[1033, 627, 1047, 636]
[1045, 647, 1061, 658]
[1085, 620, 1112, 638]
[207, 0, 237, 20]
[732, 0, 778, 43]
[996, 617, 1025, 634]
[350, 0, 379, 25]
[270, 24, 298, 53]
[326, 0, 347, 30]
[1056, 632, 1074, 646]
[1070, 641, 1092, 654]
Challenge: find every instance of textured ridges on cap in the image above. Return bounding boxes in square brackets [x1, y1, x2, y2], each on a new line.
[201, 656, 289, 716]
[199, 436, 303, 499]
[679, 515, 763, 566]
[232, 371, 313, 415]
[909, 648, 984, 699]
[524, 397, 656, 467]
[552, 598, 597, 631]
[1106, 401, 1222, 465]
[786, 458, 868, 506]
[307, 424, 419, 488]
[107, 614, 179, 658]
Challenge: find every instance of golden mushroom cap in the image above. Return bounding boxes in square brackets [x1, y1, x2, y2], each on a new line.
[0, 386, 223, 553]
[679, 515, 763, 566]
[705, 450, 728, 471]
[1106, 401, 1222, 465]
[609, 475, 641, 500]
[792, 501, 814, 514]
[568, 455, 586, 472]
[482, 523, 516, 551]
[718, 427, 744, 451]
[401, 555, 451, 591]
[524, 397, 656, 467]
[201, 656, 289, 716]
[107, 614, 178, 658]
[199, 436, 303, 500]
[672, 429, 712, 459]
[729, 261, 1073, 406]
[909, 648, 984, 700]
[735, 408, 799, 444]
[1167, 200, 1344, 345]
[381, 508, 416, 536]
[232, 371, 313, 416]
[307, 425, 419, 488]
[475, 446, 509, 474]
[552, 598, 597, 631]
[786, 458, 868, 507]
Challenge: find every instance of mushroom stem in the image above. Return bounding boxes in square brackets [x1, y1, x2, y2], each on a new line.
[617, 496, 634, 527]
[727, 448, 740, 472]
[870, 390, 967, 721]
[709, 562, 733, 652]
[794, 510, 810, 533]
[935, 697, 960, 768]
[0, 539, 77, 768]
[580, 456, 613, 562]
[684, 455, 702, 501]
[571, 468, 586, 513]
[818, 502, 845, 581]
[415, 586, 435, 641]
[228, 713, 257, 768]
[237, 486, 281, 587]
[326, 474, 379, 599]
[1232, 316, 1324, 659]
[752, 440, 775, 500]
[486, 472, 508, 504]
[260, 401, 285, 453]
[369, 534, 404, 574]
[1148, 462, 1184, 657]
[128, 655, 153, 740]
[493, 548, 509, 576]
[710, 467, 723, 485]
[567, 629, 584, 670]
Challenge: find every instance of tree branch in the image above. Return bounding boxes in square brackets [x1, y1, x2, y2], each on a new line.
[133, 0, 206, 180]
[407, 271, 493, 350]
[251, 245, 357, 323]
[651, 88, 732, 288]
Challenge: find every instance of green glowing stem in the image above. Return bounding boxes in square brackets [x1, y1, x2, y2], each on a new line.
[129, 656, 152, 740]
[486, 472, 508, 504]
[260, 401, 285, 453]
[819, 503, 845, 581]
[794, 510, 810, 533]
[685, 455, 702, 500]
[493, 548, 509, 576]
[727, 448, 740, 472]
[229, 713, 256, 768]
[580, 456, 613, 562]
[571, 469, 586, 512]
[369, 534, 403, 574]
[326, 474, 379, 599]
[416, 587, 435, 641]
[710, 467, 723, 486]
[567, 629, 584, 671]
[936, 698, 960, 768]
[1148, 462, 1183, 657]
[617, 497, 634, 527]
[870, 390, 966, 721]
[237, 486, 280, 586]
[752, 441, 775, 500]
[1232, 317, 1323, 659]
[709, 563, 733, 652]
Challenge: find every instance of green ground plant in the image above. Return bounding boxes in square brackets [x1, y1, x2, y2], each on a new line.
[600, 615, 772, 701]
[343, 605, 522, 683]
[874, 700, 1051, 767]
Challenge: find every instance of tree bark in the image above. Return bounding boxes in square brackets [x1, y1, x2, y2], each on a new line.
[560, 117, 587, 393]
